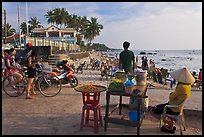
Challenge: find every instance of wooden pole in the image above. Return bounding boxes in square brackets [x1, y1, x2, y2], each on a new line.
[4, 9, 7, 44]
[18, 2, 21, 48]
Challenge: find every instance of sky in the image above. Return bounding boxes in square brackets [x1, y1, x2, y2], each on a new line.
[2, 2, 202, 50]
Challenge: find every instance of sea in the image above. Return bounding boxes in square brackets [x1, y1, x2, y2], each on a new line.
[98, 49, 202, 74]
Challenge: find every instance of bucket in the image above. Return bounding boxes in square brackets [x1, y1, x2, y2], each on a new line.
[135, 72, 147, 86]
[129, 110, 143, 122]
[129, 96, 149, 111]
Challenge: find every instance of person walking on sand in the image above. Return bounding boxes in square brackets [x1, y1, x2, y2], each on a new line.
[25, 49, 39, 99]
[119, 41, 135, 74]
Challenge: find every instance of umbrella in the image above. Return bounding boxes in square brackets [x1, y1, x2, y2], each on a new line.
[170, 67, 195, 85]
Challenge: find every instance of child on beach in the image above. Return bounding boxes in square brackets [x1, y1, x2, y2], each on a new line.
[14, 57, 26, 75]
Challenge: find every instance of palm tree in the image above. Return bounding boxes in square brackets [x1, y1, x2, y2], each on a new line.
[45, 10, 55, 25]
[2, 23, 16, 37]
[77, 16, 88, 45]
[28, 17, 43, 31]
[52, 8, 62, 27]
[84, 17, 103, 45]
[68, 14, 80, 31]
[20, 22, 31, 34]
[59, 8, 69, 28]
[46, 8, 69, 28]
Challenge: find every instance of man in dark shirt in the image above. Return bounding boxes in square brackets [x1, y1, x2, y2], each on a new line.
[119, 41, 135, 74]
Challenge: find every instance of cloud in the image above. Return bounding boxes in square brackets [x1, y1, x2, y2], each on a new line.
[93, 2, 202, 50]
[2, 2, 202, 50]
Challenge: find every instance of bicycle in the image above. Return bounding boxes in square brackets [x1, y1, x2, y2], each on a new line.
[3, 64, 62, 97]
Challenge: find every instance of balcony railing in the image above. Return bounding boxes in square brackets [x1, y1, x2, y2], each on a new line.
[44, 37, 77, 43]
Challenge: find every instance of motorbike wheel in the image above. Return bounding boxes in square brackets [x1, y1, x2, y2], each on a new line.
[69, 76, 78, 88]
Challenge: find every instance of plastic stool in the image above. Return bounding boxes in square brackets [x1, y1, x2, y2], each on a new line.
[80, 92, 103, 133]
[165, 77, 174, 88]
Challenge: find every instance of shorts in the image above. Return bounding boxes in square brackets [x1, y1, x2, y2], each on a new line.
[27, 67, 36, 78]
[152, 103, 180, 115]
[3, 69, 17, 77]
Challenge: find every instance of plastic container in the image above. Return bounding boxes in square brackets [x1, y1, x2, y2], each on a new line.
[129, 96, 149, 111]
[135, 71, 147, 86]
[129, 110, 143, 122]
[124, 79, 134, 93]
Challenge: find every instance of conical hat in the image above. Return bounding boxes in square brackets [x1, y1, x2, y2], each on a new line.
[170, 67, 195, 85]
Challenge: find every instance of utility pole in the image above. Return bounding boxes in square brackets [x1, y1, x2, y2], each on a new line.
[4, 9, 7, 44]
[26, 2, 29, 35]
[18, 2, 21, 48]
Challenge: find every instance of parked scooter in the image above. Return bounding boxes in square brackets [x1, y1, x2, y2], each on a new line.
[52, 60, 78, 88]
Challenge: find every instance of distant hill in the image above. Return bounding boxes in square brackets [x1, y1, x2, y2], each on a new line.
[79, 43, 122, 52]
[91, 43, 110, 51]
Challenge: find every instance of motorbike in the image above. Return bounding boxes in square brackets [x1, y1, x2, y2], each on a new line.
[52, 60, 78, 88]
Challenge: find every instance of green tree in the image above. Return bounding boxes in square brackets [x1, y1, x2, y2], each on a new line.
[59, 8, 69, 28]
[45, 8, 69, 28]
[75, 16, 89, 46]
[45, 10, 55, 25]
[2, 23, 16, 37]
[68, 14, 80, 31]
[20, 22, 31, 34]
[84, 17, 103, 45]
[28, 17, 43, 31]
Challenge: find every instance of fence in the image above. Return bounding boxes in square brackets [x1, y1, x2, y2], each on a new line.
[26, 36, 80, 52]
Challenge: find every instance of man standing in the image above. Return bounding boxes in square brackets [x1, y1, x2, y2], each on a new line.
[119, 41, 135, 74]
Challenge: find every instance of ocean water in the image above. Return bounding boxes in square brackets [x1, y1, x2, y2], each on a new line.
[99, 50, 202, 74]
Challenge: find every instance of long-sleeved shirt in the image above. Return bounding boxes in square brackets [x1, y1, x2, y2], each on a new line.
[168, 83, 191, 112]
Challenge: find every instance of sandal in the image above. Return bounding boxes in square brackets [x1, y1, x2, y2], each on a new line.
[161, 125, 175, 134]
[32, 91, 37, 95]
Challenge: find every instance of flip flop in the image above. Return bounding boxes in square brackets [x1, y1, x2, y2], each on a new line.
[32, 92, 37, 95]
[161, 125, 175, 134]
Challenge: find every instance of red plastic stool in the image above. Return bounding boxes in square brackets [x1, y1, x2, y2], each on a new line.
[80, 92, 103, 133]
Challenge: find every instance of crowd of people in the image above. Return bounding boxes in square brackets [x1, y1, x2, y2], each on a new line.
[2, 48, 40, 99]
[116, 41, 200, 134]
[2, 42, 202, 134]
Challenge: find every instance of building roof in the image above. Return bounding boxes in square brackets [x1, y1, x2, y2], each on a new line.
[32, 25, 76, 33]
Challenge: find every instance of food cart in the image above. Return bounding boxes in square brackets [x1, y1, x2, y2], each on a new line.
[104, 71, 148, 135]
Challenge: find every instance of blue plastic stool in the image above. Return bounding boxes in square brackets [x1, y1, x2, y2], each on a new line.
[165, 77, 174, 88]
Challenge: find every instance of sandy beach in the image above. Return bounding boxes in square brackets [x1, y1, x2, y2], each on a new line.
[2, 52, 202, 135]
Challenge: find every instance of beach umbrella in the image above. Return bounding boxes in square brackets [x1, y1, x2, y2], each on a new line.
[170, 67, 195, 85]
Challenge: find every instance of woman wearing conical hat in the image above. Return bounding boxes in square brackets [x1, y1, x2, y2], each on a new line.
[148, 67, 195, 133]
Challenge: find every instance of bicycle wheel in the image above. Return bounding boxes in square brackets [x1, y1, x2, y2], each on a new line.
[3, 75, 26, 97]
[37, 74, 62, 97]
